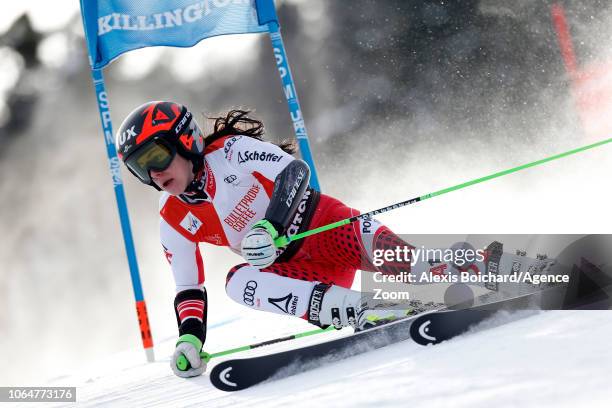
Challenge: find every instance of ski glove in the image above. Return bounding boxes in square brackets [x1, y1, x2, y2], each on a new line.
[171, 334, 206, 378]
[241, 219, 279, 269]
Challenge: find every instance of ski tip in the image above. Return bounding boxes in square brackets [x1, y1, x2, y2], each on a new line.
[210, 363, 247, 392]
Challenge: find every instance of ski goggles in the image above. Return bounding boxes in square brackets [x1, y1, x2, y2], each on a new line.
[124, 137, 177, 185]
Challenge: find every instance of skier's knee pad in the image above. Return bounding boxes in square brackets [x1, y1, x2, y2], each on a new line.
[225, 264, 317, 318]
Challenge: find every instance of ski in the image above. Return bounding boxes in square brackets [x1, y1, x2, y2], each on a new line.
[209, 241, 561, 392]
[210, 285, 568, 392]
[209, 311, 427, 391]
[410, 285, 566, 345]
[410, 308, 494, 346]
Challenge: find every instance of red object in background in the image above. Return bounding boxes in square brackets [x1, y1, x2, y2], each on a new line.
[574, 62, 612, 137]
[551, 3, 612, 139]
[551, 3, 578, 79]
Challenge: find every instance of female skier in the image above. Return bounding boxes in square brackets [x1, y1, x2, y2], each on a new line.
[116, 101, 411, 377]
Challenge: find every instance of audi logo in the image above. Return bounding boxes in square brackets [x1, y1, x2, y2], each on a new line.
[243, 280, 258, 306]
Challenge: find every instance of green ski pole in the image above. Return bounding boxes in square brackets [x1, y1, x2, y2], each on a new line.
[176, 326, 334, 371]
[274, 137, 612, 248]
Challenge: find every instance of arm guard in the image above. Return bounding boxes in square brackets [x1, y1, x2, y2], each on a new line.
[174, 288, 208, 346]
[265, 159, 310, 234]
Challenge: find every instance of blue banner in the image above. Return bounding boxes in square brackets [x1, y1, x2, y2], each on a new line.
[80, 0, 274, 69]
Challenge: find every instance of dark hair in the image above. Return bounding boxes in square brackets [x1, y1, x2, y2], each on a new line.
[204, 109, 297, 154]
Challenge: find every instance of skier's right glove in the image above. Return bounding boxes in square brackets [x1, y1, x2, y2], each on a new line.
[171, 334, 206, 378]
[241, 219, 280, 268]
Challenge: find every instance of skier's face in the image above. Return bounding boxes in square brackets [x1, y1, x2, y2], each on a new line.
[150, 154, 193, 195]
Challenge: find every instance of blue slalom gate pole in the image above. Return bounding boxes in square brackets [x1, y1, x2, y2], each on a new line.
[266, 21, 322, 191]
[90, 68, 155, 362]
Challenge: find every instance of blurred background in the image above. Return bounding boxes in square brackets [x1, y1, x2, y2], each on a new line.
[0, 0, 611, 385]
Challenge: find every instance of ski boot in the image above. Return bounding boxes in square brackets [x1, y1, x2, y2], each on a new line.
[306, 283, 414, 331]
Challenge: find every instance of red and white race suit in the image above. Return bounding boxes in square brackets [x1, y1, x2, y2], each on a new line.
[160, 135, 413, 322]
[159, 135, 293, 290]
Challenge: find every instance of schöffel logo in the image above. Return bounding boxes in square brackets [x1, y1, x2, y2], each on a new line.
[237, 150, 283, 164]
[243, 280, 257, 306]
[268, 293, 299, 315]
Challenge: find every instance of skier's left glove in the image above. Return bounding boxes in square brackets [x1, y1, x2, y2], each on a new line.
[241, 219, 280, 269]
[171, 334, 206, 378]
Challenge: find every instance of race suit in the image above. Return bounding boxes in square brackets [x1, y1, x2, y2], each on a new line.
[160, 135, 409, 344]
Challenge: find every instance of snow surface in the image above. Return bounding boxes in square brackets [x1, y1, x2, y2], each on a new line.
[40, 309, 612, 408]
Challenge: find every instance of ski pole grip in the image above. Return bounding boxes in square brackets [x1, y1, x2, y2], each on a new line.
[176, 351, 211, 371]
[274, 235, 290, 248]
[176, 354, 189, 371]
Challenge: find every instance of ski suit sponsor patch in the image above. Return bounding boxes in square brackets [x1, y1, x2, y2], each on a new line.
[361, 214, 373, 234]
[223, 136, 242, 160]
[237, 150, 283, 164]
[268, 293, 299, 315]
[180, 212, 203, 235]
[286, 189, 311, 238]
[243, 280, 258, 306]
[223, 184, 260, 232]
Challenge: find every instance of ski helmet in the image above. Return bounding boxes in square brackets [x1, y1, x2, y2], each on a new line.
[116, 101, 205, 190]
